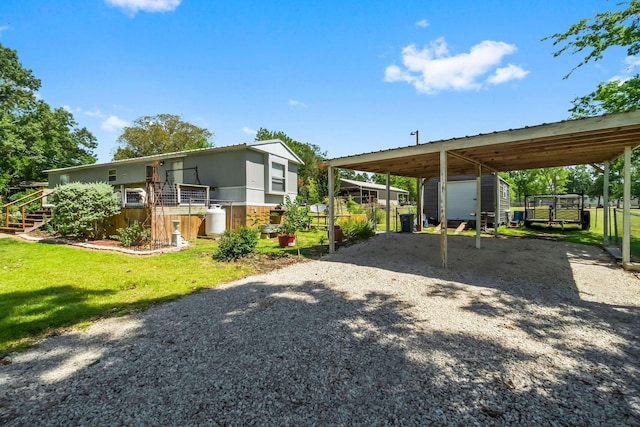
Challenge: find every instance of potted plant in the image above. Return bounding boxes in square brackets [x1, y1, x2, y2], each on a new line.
[278, 196, 311, 247]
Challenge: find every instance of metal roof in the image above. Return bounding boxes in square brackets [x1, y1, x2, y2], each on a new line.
[44, 139, 303, 173]
[328, 110, 640, 177]
[340, 178, 409, 194]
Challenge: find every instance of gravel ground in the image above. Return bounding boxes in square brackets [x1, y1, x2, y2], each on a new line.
[1, 233, 639, 426]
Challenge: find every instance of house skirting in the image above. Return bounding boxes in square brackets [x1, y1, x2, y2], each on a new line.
[107, 205, 279, 242]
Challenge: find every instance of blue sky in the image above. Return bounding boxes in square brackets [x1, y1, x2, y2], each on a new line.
[0, 0, 632, 163]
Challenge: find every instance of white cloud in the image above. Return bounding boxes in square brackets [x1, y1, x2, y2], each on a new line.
[624, 55, 640, 71]
[84, 109, 107, 118]
[416, 19, 429, 28]
[242, 126, 257, 135]
[101, 115, 128, 132]
[289, 99, 308, 109]
[0, 26, 10, 34]
[105, 0, 181, 16]
[607, 55, 640, 83]
[487, 64, 529, 84]
[384, 37, 528, 94]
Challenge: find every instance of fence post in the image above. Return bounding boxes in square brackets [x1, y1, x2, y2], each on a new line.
[613, 208, 618, 243]
[188, 198, 192, 241]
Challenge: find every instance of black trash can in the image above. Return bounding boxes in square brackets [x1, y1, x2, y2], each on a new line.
[399, 213, 414, 232]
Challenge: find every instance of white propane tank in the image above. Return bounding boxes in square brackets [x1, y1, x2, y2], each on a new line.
[205, 204, 226, 236]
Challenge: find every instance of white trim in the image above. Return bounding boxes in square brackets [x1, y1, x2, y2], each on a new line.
[266, 154, 287, 195]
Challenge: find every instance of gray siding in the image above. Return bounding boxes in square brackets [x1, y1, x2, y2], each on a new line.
[47, 140, 301, 208]
[186, 151, 246, 188]
[246, 150, 265, 191]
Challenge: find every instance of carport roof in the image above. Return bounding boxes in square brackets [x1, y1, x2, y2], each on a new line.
[328, 110, 640, 177]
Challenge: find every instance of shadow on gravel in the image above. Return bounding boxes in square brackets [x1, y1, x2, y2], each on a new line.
[0, 286, 116, 349]
[1, 272, 638, 425]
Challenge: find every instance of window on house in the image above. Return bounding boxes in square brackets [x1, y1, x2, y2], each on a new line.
[108, 169, 117, 182]
[60, 174, 69, 185]
[271, 162, 286, 193]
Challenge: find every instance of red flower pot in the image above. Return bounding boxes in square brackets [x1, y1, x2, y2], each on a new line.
[278, 234, 296, 247]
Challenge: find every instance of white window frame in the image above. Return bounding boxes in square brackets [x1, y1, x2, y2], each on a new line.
[60, 174, 69, 185]
[267, 155, 287, 195]
[108, 169, 117, 183]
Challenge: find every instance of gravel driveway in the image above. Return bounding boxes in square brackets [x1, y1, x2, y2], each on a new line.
[1, 233, 639, 426]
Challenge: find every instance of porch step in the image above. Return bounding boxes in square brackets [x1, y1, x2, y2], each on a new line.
[2, 208, 52, 234]
[0, 225, 26, 234]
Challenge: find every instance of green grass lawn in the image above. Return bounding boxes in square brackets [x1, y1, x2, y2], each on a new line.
[416, 207, 640, 258]
[0, 231, 325, 356]
[503, 207, 640, 257]
[0, 238, 246, 354]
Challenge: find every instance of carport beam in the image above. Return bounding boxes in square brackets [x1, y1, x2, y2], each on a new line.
[603, 161, 609, 246]
[476, 164, 482, 249]
[440, 149, 448, 268]
[386, 173, 391, 235]
[623, 146, 631, 265]
[328, 166, 335, 253]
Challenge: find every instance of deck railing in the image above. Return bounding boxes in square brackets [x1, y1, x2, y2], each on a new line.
[2, 188, 54, 229]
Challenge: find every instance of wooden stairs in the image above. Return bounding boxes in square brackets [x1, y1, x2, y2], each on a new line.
[1, 189, 54, 234]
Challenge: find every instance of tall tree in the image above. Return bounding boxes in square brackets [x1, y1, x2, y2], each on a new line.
[113, 114, 213, 160]
[507, 169, 544, 202]
[547, 1, 640, 198]
[538, 167, 570, 194]
[372, 174, 417, 201]
[566, 165, 594, 194]
[0, 43, 97, 195]
[254, 128, 327, 200]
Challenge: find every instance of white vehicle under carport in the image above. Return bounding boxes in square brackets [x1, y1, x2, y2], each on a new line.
[524, 193, 591, 230]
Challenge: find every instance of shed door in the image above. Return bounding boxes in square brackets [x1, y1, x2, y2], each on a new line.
[440, 180, 476, 221]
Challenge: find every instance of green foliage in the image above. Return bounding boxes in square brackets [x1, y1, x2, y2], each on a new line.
[366, 206, 385, 225]
[306, 178, 321, 204]
[341, 169, 372, 182]
[112, 221, 150, 247]
[7, 190, 41, 215]
[545, 0, 640, 78]
[281, 196, 311, 235]
[113, 114, 213, 160]
[316, 162, 340, 202]
[546, 1, 640, 200]
[372, 174, 416, 201]
[214, 227, 259, 261]
[537, 167, 570, 194]
[345, 196, 364, 214]
[509, 167, 580, 202]
[570, 78, 640, 118]
[338, 217, 376, 241]
[50, 182, 121, 239]
[0, 43, 97, 196]
[566, 165, 593, 194]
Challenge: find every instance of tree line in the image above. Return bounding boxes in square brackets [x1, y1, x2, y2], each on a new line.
[1, 1, 639, 204]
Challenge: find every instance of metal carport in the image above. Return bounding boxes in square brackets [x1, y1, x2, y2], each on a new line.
[327, 110, 640, 269]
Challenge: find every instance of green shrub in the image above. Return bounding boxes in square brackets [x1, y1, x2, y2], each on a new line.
[214, 227, 259, 261]
[338, 217, 376, 241]
[367, 207, 385, 225]
[112, 221, 150, 247]
[345, 196, 364, 214]
[281, 196, 311, 235]
[8, 190, 42, 215]
[49, 182, 120, 239]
